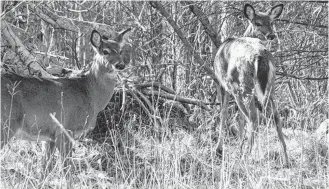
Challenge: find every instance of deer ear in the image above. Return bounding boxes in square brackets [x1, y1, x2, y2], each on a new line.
[91, 30, 102, 48]
[244, 4, 256, 21]
[268, 4, 284, 20]
[116, 28, 132, 48]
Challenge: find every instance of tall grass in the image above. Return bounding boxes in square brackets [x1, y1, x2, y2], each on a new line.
[1, 66, 328, 189]
[1, 95, 328, 188]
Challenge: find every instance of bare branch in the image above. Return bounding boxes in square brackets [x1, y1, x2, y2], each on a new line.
[1, 20, 56, 78]
[127, 89, 153, 118]
[277, 71, 328, 81]
[149, 1, 219, 85]
[27, 2, 116, 35]
[182, 1, 221, 48]
[279, 19, 328, 29]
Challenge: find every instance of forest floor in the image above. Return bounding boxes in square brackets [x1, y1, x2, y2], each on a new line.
[1, 118, 328, 189]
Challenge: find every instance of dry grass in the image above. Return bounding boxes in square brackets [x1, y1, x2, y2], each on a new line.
[1, 109, 328, 188]
[1, 77, 328, 188]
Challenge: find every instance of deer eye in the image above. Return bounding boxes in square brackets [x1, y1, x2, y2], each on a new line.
[255, 22, 262, 27]
[103, 50, 110, 55]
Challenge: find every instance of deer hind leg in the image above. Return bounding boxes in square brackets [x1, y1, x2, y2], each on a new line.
[236, 113, 246, 152]
[216, 89, 229, 156]
[245, 96, 258, 153]
[233, 94, 258, 154]
[270, 98, 289, 167]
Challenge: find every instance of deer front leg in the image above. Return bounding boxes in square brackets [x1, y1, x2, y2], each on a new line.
[56, 134, 74, 174]
[41, 140, 56, 178]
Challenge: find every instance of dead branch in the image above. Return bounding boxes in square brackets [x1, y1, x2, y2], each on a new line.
[277, 71, 328, 81]
[136, 82, 176, 95]
[182, 1, 221, 48]
[181, 1, 226, 108]
[127, 89, 162, 129]
[149, 1, 219, 85]
[279, 19, 328, 29]
[1, 20, 55, 78]
[134, 88, 157, 114]
[33, 51, 69, 60]
[127, 89, 153, 118]
[27, 2, 116, 35]
[142, 89, 210, 111]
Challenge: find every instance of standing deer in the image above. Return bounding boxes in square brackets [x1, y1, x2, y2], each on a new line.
[1, 28, 131, 173]
[214, 4, 289, 166]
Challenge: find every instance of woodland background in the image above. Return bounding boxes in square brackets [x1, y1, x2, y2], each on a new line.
[1, 1, 328, 189]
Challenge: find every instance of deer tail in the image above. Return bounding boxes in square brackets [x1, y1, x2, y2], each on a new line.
[255, 51, 276, 107]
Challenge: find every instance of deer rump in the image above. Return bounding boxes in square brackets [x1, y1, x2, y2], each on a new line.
[214, 37, 275, 108]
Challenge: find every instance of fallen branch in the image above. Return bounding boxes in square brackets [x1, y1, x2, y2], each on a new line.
[127, 89, 153, 119]
[136, 82, 176, 95]
[127, 89, 162, 130]
[142, 89, 210, 111]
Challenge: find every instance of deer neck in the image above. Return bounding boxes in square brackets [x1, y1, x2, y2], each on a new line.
[86, 56, 117, 113]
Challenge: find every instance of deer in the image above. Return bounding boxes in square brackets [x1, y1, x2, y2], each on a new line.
[213, 4, 289, 167]
[1, 28, 131, 174]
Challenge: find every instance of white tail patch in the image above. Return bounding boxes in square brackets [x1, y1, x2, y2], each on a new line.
[254, 54, 276, 106]
[263, 54, 276, 107]
[255, 78, 265, 105]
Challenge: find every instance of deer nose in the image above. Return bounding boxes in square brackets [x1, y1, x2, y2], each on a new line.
[115, 62, 125, 70]
[267, 34, 276, 40]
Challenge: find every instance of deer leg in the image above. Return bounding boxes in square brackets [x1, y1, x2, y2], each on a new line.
[245, 96, 258, 153]
[233, 94, 250, 121]
[41, 140, 56, 178]
[216, 89, 229, 156]
[56, 133, 73, 175]
[233, 94, 259, 156]
[232, 94, 251, 155]
[270, 98, 289, 167]
[234, 112, 246, 153]
[236, 113, 246, 141]
[238, 115, 246, 155]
